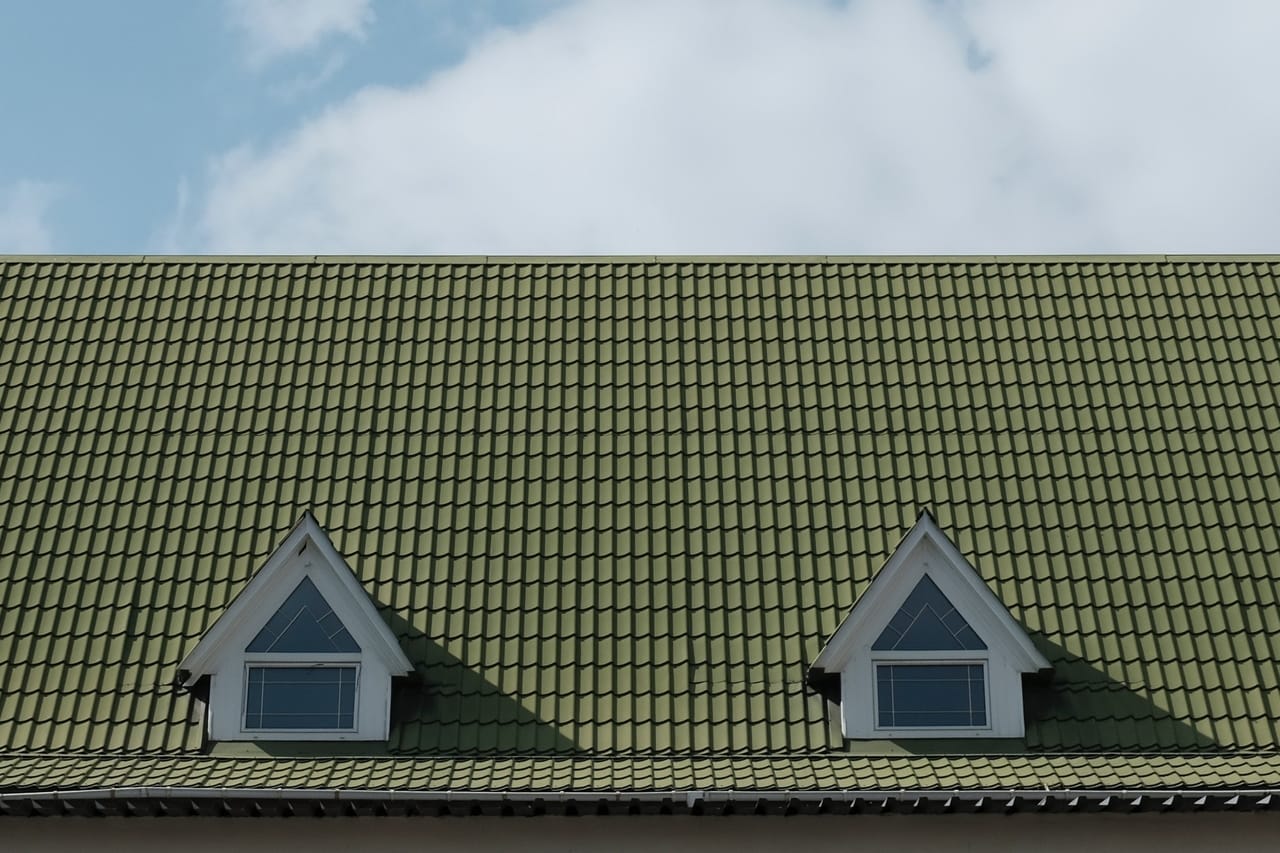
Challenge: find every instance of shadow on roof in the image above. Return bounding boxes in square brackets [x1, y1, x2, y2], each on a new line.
[838, 631, 1222, 757]
[381, 606, 579, 754]
[1020, 633, 1221, 751]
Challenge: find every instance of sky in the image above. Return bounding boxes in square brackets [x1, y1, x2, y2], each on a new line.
[1, 0, 1279, 256]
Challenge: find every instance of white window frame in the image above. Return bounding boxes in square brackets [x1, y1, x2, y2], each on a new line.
[841, 640, 1026, 739]
[871, 656, 992, 737]
[241, 659, 363, 734]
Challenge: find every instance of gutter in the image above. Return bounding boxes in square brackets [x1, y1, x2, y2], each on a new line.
[0, 786, 1276, 817]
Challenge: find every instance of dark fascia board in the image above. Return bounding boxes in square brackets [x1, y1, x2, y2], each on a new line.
[1, 788, 1276, 818]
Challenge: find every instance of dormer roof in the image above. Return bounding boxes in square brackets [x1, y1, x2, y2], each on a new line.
[179, 511, 412, 685]
[813, 510, 1051, 675]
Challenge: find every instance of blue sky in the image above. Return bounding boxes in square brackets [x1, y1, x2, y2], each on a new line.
[0, 0, 558, 252]
[2, 0, 1279, 255]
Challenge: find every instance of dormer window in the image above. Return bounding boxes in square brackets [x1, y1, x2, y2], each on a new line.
[811, 511, 1050, 739]
[872, 575, 986, 652]
[247, 577, 361, 653]
[242, 577, 362, 732]
[179, 513, 412, 742]
[876, 663, 986, 729]
[871, 575, 990, 732]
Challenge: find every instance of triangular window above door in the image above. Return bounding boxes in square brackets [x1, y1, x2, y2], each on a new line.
[246, 576, 361, 653]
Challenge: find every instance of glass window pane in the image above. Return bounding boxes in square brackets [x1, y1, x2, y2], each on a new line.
[872, 575, 987, 651]
[243, 666, 358, 730]
[246, 577, 361, 653]
[876, 663, 986, 728]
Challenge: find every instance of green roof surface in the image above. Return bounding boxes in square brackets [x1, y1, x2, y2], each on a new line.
[1, 256, 1278, 794]
[3, 754, 1279, 794]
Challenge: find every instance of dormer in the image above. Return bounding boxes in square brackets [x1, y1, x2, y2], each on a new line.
[179, 512, 413, 742]
[811, 511, 1050, 739]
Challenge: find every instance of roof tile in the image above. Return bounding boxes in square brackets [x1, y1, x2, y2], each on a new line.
[0, 257, 1278, 786]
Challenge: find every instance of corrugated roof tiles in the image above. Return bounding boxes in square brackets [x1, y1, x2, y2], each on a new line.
[0, 256, 1278, 793]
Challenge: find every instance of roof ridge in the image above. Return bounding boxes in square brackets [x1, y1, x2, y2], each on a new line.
[5, 253, 1280, 264]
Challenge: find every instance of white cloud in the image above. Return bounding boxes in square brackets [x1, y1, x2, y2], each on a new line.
[0, 181, 61, 253]
[188, 0, 1280, 253]
[227, 0, 373, 66]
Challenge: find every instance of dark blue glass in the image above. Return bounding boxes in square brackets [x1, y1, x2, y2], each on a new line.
[872, 575, 986, 651]
[244, 666, 357, 730]
[876, 664, 987, 728]
[246, 577, 361, 653]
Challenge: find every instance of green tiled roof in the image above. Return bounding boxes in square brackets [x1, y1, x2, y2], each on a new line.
[2, 754, 1279, 794]
[1, 256, 1278, 793]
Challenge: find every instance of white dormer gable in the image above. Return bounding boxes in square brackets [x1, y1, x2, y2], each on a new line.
[812, 511, 1050, 739]
[180, 512, 413, 742]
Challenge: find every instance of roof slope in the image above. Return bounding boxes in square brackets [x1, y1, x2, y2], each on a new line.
[0, 256, 1278, 773]
[4, 754, 1280, 796]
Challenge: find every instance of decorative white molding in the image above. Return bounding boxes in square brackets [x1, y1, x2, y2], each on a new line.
[813, 511, 1050, 739]
[179, 512, 412, 742]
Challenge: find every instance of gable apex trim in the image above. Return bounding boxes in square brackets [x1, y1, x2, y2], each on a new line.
[178, 511, 412, 686]
[812, 511, 1050, 674]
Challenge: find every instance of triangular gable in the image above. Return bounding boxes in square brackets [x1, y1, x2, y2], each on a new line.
[179, 512, 412, 685]
[246, 576, 361, 653]
[872, 574, 987, 651]
[813, 510, 1049, 674]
